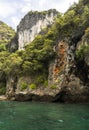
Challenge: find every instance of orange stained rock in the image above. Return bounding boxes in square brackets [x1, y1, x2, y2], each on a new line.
[54, 67, 60, 74]
[54, 41, 68, 75]
[60, 48, 65, 55]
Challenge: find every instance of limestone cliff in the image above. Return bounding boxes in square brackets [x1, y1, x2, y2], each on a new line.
[48, 38, 89, 103]
[2, 0, 89, 103]
[17, 9, 58, 50]
[12, 37, 89, 103]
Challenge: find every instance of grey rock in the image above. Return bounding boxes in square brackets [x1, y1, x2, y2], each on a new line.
[17, 9, 58, 50]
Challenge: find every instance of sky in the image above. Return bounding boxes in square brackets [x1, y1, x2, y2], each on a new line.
[0, 0, 79, 29]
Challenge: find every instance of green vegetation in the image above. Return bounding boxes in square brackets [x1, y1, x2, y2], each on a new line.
[35, 74, 48, 85]
[22, 0, 89, 79]
[0, 51, 10, 77]
[0, 87, 6, 95]
[0, 21, 15, 51]
[76, 45, 89, 60]
[0, 44, 6, 52]
[29, 84, 37, 90]
[35, 76, 45, 85]
[79, 0, 89, 5]
[0, 0, 89, 94]
[20, 82, 28, 90]
[0, 52, 23, 76]
[0, 83, 6, 95]
[44, 80, 48, 87]
[51, 85, 57, 89]
[28, 9, 58, 16]
[22, 32, 57, 75]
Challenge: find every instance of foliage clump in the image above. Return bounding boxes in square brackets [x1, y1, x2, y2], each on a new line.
[51, 85, 57, 89]
[76, 45, 89, 60]
[0, 21, 15, 51]
[44, 80, 48, 87]
[29, 84, 37, 90]
[0, 0, 89, 92]
[0, 83, 6, 95]
[20, 82, 28, 90]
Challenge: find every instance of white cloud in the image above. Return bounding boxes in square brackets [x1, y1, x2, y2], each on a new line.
[11, 16, 20, 28]
[21, 3, 31, 13]
[0, 0, 79, 29]
[21, 0, 79, 13]
[0, 2, 16, 18]
[23, 0, 31, 2]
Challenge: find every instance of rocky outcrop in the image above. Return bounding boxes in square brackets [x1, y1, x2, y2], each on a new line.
[6, 37, 89, 103]
[15, 92, 54, 102]
[0, 95, 7, 100]
[5, 5, 89, 103]
[48, 38, 89, 103]
[17, 9, 58, 50]
[6, 76, 17, 99]
[48, 40, 69, 87]
[14, 76, 60, 102]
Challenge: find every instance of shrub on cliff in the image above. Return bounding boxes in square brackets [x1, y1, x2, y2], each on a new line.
[29, 84, 37, 90]
[0, 44, 6, 52]
[20, 82, 28, 90]
[20, 1, 89, 84]
[0, 21, 15, 51]
[0, 51, 10, 76]
[0, 52, 23, 77]
[51, 85, 57, 89]
[1, 0, 89, 89]
[76, 45, 89, 60]
[22, 32, 57, 76]
[0, 83, 6, 95]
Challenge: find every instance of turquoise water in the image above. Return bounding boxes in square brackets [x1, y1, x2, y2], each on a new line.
[0, 101, 89, 130]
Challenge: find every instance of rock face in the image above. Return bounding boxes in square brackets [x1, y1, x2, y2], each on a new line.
[14, 76, 60, 102]
[8, 38, 88, 103]
[6, 37, 89, 103]
[6, 32, 89, 103]
[6, 76, 17, 100]
[48, 40, 69, 87]
[5, 6, 89, 103]
[17, 9, 58, 50]
[48, 38, 89, 103]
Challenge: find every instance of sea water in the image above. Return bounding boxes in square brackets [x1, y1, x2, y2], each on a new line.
[0, 101, 89, 130]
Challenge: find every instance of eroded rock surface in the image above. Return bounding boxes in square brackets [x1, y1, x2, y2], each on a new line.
[17, 9, 58, 50]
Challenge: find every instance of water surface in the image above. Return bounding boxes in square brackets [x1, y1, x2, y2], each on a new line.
[0, 101, 89, 130]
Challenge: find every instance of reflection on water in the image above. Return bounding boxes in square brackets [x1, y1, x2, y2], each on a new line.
[0, 101, 89, 130]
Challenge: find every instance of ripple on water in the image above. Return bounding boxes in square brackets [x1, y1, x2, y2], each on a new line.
[0, 102, 89, 130]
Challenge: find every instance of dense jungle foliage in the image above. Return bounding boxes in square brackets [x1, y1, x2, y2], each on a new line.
[0, 0, 89, 93]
